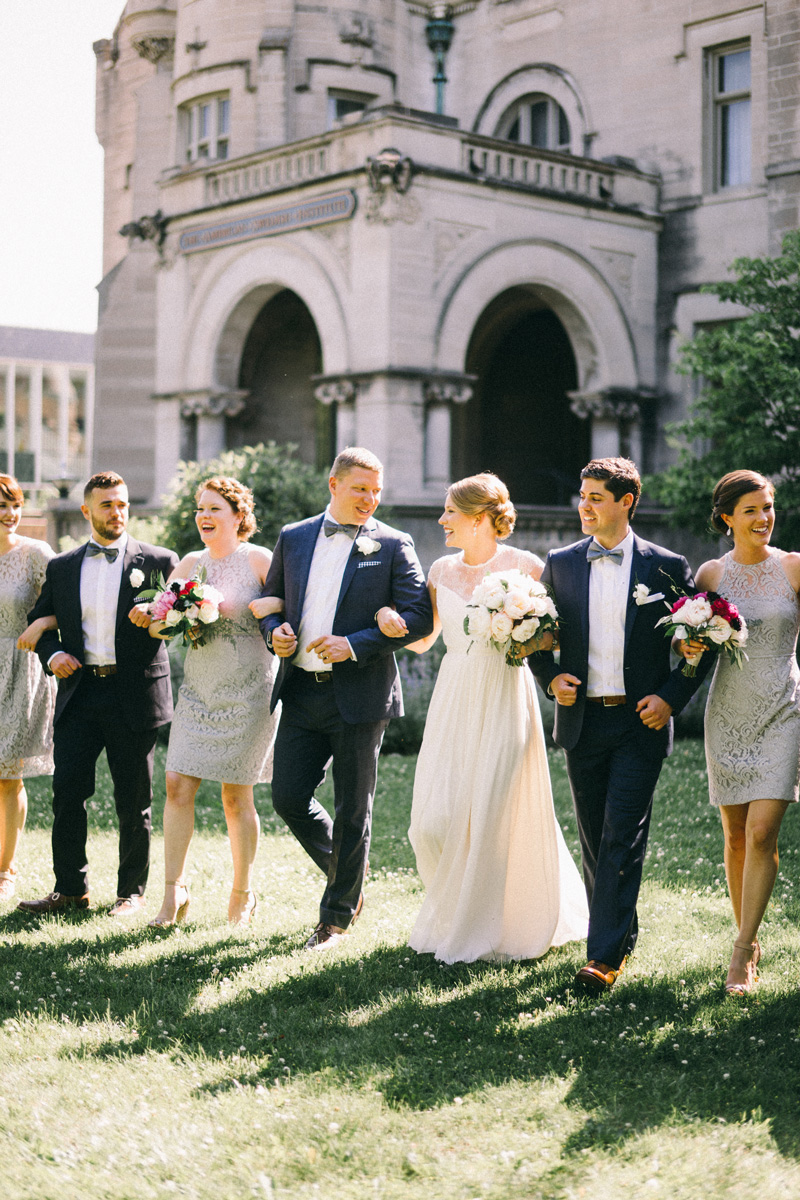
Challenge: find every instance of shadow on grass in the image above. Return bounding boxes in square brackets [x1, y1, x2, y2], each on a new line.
[4, 912, 799, 1160]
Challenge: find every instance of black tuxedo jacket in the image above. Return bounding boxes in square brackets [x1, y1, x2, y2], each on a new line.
[529, 532, 713, 753]
[29, 538, 179, 731]
[259, 514, 433, 724]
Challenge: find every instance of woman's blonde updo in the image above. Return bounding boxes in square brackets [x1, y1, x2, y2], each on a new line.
[196, 476, 257, 541]
[447, 473, 517, 539]
[710, 470, 774, 535]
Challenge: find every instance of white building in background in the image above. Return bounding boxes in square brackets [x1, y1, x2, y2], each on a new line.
[0, 327, 95, 498]
[91, 0, 799, 554]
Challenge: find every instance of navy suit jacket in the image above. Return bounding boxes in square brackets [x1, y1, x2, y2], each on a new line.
[259, 515, 433, 724]
[529, 532, 713, 753]
[29, 538, 178, 731]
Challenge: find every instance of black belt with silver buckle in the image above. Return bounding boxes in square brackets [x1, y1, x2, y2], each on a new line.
[587, 694, 626, 707]
[85, 664, 117, 677]
[296, 670, 332, 684]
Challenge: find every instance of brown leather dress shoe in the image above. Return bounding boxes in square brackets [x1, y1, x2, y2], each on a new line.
[18, 891, 90, 914]
[108, 895, 145, 917]
[575, 959, 625, 993]
[305, 921, 347, 950]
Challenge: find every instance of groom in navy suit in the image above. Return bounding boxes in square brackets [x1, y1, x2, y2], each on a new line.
[530, 457, 711, 991]
[259, 447, 433, 948]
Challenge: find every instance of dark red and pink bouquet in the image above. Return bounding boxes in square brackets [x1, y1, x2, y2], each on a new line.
[655, 590, 748, 676]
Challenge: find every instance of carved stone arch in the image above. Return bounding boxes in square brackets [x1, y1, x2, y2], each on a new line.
[472, 64, 592, 157]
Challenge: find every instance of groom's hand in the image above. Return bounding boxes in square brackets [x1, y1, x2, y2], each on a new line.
[551, 673, 581, 705]
[272, 622, 298, 657]
[307, 635, 353, 663]
[49, 652, 82, 679]
[636, 694, 672, 730]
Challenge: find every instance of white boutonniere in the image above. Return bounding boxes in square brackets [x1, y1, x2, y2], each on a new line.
[633, 582, 666, 606]
[129, 568, 145, 588]
[356, 535, 381, 555]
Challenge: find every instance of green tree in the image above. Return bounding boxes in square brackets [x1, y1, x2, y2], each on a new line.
[649, 230, 800, 545]
[155, 442, 330, 558]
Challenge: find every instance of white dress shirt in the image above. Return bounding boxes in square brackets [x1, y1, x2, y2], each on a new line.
[293, 510, 356, 673]
[586, 527, 634, 699]
[80, 533, 128, 666]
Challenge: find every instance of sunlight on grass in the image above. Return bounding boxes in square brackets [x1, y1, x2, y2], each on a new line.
[2, 742, 800, 1198]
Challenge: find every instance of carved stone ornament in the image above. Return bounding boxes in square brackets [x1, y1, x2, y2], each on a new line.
[423, 379, 473, 405]
[339, 14, 374, 47]
[568, 386, 657, 422]
[119, 210, 169, 259]
[314, 380, 358, 406]
[366, 148, 413, 195]
[179, 390, 248, 419]
[132, 36, 176, 64]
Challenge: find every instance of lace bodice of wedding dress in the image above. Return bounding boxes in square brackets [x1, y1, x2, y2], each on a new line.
[429, 546, 544, 654]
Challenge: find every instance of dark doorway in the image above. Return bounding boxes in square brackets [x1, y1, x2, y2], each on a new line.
[456, 287, 589, 505]
[232, 289, 331, 469]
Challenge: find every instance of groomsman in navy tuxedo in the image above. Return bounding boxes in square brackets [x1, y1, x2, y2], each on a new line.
[259, 447, 433, 948]
[530, 458, 711, 991]
[18, 472, 177, 917]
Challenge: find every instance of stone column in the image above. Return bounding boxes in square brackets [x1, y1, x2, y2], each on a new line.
[422, 378, 473, 490]
[151, 394, 183, 503]
[314, 379, 358, 454]
[179, 390, 248, 464]
[4, 362, 15, 476]
[569, 388, 650, 463]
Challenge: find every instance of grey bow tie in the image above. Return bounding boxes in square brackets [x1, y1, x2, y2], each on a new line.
[323, 518, 360, 539]
[86, 542, 119, 563]
[586, 542, 624, 565]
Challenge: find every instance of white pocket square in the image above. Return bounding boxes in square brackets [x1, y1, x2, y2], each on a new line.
[640, 591, 666, 605]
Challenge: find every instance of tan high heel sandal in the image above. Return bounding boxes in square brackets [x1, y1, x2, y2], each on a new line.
[148, 880, 190, 928]
[229, 887, 258, 927]
[724, 941, 759, 996]
[0, 868, 17, 901]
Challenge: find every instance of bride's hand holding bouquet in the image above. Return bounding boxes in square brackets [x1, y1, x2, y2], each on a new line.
[464, 568, 559, 666]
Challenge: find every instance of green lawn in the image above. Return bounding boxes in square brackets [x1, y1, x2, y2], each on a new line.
[2, 742, 800, 1199]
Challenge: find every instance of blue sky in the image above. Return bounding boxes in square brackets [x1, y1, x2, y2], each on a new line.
[1, 1, 123, 333]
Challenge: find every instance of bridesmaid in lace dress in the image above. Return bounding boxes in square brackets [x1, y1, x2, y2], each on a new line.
[134, 477, 281, 927]
[681, 471, 800, 995]
[0, 474, 57, 900]
[378, 474, 587, 963]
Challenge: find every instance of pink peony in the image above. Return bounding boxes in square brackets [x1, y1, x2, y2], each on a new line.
[151, 590, 177, 621]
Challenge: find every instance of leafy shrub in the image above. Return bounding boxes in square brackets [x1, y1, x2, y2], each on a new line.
[154, 442, 330, 558]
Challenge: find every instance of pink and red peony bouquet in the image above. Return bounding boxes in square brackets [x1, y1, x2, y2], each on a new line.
[656, 589, 748, 676]
[134, 568, 223, 648]
[464, 568, 559, 666]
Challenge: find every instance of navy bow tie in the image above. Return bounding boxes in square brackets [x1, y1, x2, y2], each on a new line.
[323, 519, 360, 539]
[586, 542, 624, 565]
[86, 542, 119, 563]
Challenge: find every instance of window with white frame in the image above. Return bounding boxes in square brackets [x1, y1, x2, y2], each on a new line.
[327, 90, 373, 128]
[183, 94, 230, 163]
[708, 43, 751, 190]
[495, 94, 571, 152]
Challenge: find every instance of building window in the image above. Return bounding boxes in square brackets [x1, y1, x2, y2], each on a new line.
[495, 94, 571, 152]
[709, 43, 751, 189]
[327, 90, 372, 128]
[183, 94, 230, 163]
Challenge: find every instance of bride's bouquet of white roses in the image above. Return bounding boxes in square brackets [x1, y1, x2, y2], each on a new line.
[133, 567, 224, 648]
[463, 568, 559, 666]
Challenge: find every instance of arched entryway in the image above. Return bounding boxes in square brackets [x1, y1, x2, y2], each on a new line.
[455, 286, 590, 504]
[226, 288, 331, 469]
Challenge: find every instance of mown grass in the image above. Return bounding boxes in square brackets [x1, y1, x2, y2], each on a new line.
[2, 742, 800, 1199]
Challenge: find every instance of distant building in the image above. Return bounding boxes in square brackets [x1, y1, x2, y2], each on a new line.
[0, 326, 94, 498]
[92, 0, 798, 550]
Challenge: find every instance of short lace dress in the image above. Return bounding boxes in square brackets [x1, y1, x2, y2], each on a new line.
[166, 545, 279, 785]
[408, 545, 588, 963]
[0, 537, 56, 779]
[705, 551, 800, 805]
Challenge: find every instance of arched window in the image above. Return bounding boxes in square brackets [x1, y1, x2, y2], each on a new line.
[495, 94, 571, 153]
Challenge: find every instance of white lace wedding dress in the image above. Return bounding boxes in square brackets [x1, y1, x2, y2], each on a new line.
[409, 545, 588, 963]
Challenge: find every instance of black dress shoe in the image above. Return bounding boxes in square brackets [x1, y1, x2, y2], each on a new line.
[18, 891, 90, 914]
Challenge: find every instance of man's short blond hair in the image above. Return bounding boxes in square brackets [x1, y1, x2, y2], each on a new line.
[330, 447, 384, 479]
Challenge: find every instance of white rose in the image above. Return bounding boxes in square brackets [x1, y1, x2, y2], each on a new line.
[197, 603, 219, 624]
[731, 621, 748, 647]
[466, 607, 492, 640]
[511, 616, 540, 642]
[165, 608, 183, 626]
[680, 597, 713, 627]
[129, 568, 145, 588]
[503, 589, 531, 620]
[356, 536, 381, 555]
[633, 583, 650, 605]
[706, 615, 732, 644]
[674, 625, 689, 641]
[482, 581, 508, 610]
[184, 604, 199, 621]
[490, 611, 514, 641]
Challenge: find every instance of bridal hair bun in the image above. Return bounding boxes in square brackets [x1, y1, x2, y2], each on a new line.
[710, 469, 773, 535]
[448, 473, 517, 539]
[197, 475, 257, 541]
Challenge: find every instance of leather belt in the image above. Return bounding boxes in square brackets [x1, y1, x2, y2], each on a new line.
[85, 664, 117, 677]
[297, 670, 332, 684]
[587, 694, 626, 706]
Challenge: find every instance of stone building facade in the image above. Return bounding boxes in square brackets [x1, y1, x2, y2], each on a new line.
[92, 0, 798, 555]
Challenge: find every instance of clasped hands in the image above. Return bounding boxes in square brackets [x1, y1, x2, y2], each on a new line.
[550, 673, 673, 730]
[264, 622, 352, 663]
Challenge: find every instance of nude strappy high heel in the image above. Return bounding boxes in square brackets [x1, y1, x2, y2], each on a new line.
[724, 940, 759, 996]
[229, 887, 258, 927]
[148, 880, 190, 928]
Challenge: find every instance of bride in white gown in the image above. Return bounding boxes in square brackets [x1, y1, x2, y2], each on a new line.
[379, 473, 587, 963]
